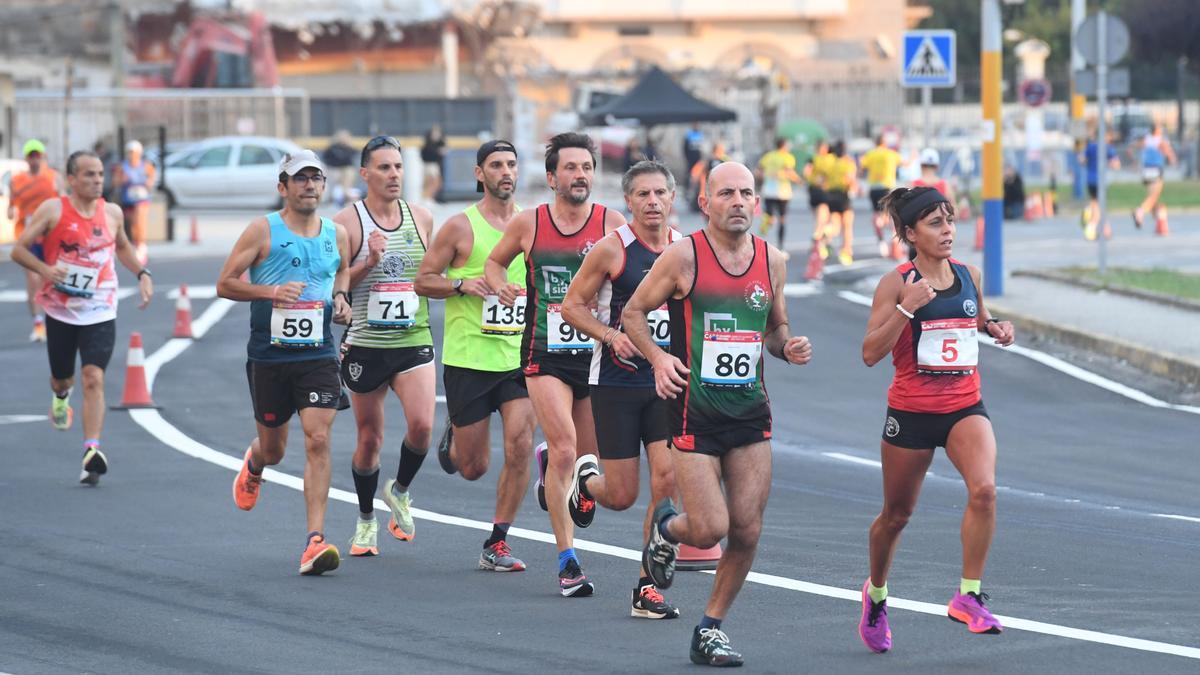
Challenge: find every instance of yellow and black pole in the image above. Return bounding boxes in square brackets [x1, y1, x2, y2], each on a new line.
[1070, 0, 1087, 200]
[982, 0, 1004, 294]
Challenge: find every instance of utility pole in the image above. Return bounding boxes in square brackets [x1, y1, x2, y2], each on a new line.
[1070, 0, 1086, 200]
[109, 1, 126, 140]
[982, 0, 1004, 295]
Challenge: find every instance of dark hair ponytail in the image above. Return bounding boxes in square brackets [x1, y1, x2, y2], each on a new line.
[879, 186, 954, 260]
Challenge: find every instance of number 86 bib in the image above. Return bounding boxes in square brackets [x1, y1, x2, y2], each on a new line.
[700, 330, 761, 387]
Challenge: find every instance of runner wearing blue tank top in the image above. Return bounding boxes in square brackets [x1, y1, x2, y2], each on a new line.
[217, 149, 352, 576]
[561, 160, 682, 619]
[1133, 123, 1176, 231]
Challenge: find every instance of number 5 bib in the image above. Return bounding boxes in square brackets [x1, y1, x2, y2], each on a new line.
[367, 282, 418, 328]
[271, 300, 324, 347]
[916, 318, 978, 375]
[700, 330, 761, 387]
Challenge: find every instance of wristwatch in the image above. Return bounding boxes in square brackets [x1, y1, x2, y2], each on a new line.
[137, 268, 152, 280]
[453, 279, 465, 295]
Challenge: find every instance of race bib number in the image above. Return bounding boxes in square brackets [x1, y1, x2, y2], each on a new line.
[128, 185, 150, 202]
[367, 282, 418, 328]
[482, 292, 526, 335]
[54, 260, 102, 298]
[916, 318, 978, 375]
[647, 305, 671, 347]
[546, 303, 592, 353]
[270, 300, 324, 347]
[700, 330, 761, 387]
[1141, 167, 1162, 182]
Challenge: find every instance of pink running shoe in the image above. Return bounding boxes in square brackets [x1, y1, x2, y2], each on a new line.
[858, 580, 892, 653]
[947, 591, 1003, 634]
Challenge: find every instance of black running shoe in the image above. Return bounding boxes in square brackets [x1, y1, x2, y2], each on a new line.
[642, 498, 679, 589]
[534, 442, 548, 511]
[690, 625, 744, 667]
[568, 454, 599, 528]
[436, 418, 456, 474]
[631, 584, 680, 619]
[558, 559, 594, 597]
[79, 446, 108, 485]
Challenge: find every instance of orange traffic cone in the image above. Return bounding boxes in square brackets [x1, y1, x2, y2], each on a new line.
[1042, 190, 1056, 217]
[1023, 193, 1044, 220]
[189, 215, 200, 244]
[974, 216, 985, 251]
[174, 284, 194, 338]
[676, 542, 723, 571]
[803, 242, 824, 281]
[890, 236, 906, 261]
[112, 332, 158, 409]
[1155, 209, 1169, 236]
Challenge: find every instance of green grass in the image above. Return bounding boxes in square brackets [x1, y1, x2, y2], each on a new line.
[1059, 266, 1200, 301]
[970, 180, 1200, 211]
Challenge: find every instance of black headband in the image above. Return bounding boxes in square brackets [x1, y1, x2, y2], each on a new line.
[897, 188, 949, 228]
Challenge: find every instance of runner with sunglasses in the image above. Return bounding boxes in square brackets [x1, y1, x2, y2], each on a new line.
[331, 136, 438, 557]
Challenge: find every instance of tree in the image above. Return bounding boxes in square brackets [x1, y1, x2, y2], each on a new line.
[1114, 0, 1200, 69]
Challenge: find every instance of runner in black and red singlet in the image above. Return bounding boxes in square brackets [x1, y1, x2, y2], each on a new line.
[856, 186, 1016, 654]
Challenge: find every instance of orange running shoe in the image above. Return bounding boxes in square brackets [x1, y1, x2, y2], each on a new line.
[233, 447, 263, 511]
[299, 535, 340, 575]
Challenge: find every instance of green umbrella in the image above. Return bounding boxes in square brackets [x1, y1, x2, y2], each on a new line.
[776, 119, 829, 166]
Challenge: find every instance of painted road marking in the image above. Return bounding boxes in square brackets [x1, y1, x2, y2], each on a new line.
[120, 295, 1200, 661]
[0, 414, 45, 425]
[836, 290, 1200, 416]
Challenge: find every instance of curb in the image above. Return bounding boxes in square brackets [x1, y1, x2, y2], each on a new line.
[1013, 269, 1200, 313]
[988, 300, 1200, 388]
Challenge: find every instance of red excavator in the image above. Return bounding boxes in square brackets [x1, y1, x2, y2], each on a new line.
[131, 11, 278, 89]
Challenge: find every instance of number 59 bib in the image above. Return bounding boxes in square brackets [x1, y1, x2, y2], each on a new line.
[367, 282, 418, 328]
[700, 330, 761, 387]
[916, 318, 978, 375]
[271, 300, 324, 347]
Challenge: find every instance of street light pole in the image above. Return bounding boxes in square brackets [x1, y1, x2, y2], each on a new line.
[982, 0, 1004, 295]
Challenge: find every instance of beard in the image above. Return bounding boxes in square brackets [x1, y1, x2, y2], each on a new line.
[558, 182, 590, 205]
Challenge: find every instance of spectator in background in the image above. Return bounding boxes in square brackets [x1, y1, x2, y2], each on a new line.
[682, 124, 704, 190]
[689, 140, 731, 213]
[1002, 165, 1025, 221]
[421, 124, 447, 203]
[624, 137, 649, 172]
[93, 138, 117, 200]
[323, 130, 358, 208]
[111, 140, 155, 265]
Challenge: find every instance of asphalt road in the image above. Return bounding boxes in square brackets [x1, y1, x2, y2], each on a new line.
[1, 253, 1197, 673]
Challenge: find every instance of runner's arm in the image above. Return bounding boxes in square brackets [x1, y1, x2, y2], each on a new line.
[484, 209, 532, 305]
[332, 205, 375, 289]
[415, 214, 484, 299]
[863, 269, 934, 365]
[603, 206, 627, 235]
[332, 222, 352, 323]
[216, 218, 282, 302]
[623, 241, 691, 399]
[763, 246, 811, 365]
[968, 265, 1014, 346]
[563, 235, 641, 358]
[10, 199, 64, 281]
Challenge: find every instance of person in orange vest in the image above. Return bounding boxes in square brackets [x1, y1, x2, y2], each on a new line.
[7, 139, 63, 342]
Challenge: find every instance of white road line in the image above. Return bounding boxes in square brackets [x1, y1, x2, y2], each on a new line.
[167, 285, 218, 300]
[0, 288, 135, 302]
[835, 291, 1200, 416]
[1153, 513, 1200, 524]
[821, 451, 881, 468]
[783, 282, 820, 298]
[119, 296, 1200, 661]
[0, 414, 45, 425]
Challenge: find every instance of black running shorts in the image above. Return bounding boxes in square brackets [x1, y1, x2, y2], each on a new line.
[590, 385, 669, 460]
[808, 187, 827, 209]
[869, 187, 890, 212]
[340, 344, 435, 394]
[763, 198, 789, 219]
[882, 401, 989, 450]
[523, 354, 590, 400]
[45, 316, 115, 380]
[825, 189, 851, 214]
[246, 358, 342, 427]
[671, 425, 772, 457]
[444, 365, 528, 427]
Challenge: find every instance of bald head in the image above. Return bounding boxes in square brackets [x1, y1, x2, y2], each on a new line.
[701, 161, 757, 234]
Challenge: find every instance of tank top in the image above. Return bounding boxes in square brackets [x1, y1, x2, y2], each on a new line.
[120, 160, 152, 206]
[887, 260, 982, 414]
[10, 168, 58, 230]
[345, 199, 431, 349]
[38, 197, 118, 326]
[247, 212, 340, 362]
[589, 224, 682, 387]
[443, 203, 526, 372]
[669, 231, 773, 447]
[1142, 132, 1165, 168]
[912, 177, 949, 198]
[522, 203, 607, 370]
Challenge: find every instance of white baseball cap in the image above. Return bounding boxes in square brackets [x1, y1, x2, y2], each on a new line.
[279, 149, 325, 176]
[919, 148, 940, 167]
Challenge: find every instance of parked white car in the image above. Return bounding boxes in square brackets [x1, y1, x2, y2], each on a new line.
[161, 136, 303, 209]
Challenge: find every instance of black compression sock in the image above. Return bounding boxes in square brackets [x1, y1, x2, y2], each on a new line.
[484, 522, 510, 548]
[395, 440, 428, 490]
[351, 464, 379, 515]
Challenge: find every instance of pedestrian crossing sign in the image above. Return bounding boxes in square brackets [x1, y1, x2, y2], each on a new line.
[902, 30, 956, 87]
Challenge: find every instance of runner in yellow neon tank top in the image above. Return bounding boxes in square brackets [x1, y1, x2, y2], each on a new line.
[331, 136, 437, 557]
[486, 132, 627, 597]
[415, 140, 536, 572]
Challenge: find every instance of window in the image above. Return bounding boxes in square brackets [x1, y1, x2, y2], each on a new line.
[194, 146, 232, 168]
[238, 145, 277, 166]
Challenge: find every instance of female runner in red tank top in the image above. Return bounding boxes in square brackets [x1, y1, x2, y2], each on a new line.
[856, 186, 1015, 653]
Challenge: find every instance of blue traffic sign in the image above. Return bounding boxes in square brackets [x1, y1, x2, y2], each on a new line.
[902, 30, 956, 88]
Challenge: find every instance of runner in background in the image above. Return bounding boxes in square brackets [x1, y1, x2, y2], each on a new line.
[860, 136, 902, 258]
[7, 139, 63, 342]
[756, 137, 801, 257]
[111, 140, 156, 265]
[1133, 122, 1176, 232]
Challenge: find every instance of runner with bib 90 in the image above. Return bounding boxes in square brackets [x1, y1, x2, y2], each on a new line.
[856, 186, 1015, 653]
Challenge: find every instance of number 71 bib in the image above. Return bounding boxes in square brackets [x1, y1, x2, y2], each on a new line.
[271, 300, 324, 347]
[367, 282, 418, 328]
[916, 318, 977, 375]
[700, 330, 761, 387]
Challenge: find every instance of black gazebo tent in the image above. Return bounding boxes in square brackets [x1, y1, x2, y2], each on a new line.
[581, 66, 737, 125]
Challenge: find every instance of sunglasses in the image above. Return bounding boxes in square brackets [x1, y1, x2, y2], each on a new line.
[361, 135, 401, 166]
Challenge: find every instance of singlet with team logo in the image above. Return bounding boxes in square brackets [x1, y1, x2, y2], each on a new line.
[521, 203, 607, 371]
[443, 203, 525, 372]
[345, 199, 431, 349]
[38, 197, 118, 326]
[589, 224, 682, 387]
[248, 212, 340, 362]
[888, 260, 982, 414]
[668, 231, 773, 448]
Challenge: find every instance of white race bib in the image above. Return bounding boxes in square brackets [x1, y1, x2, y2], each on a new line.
[54, 260, 102, 298]
[916, 318, 978, 374]
[367, 282, 418, 328]
[270, 300, 324, 347]
[700, 330, 761, 387]
[546, 303, 592, 353]
[481, 291, 526, 335]
[647, 305, 672, 347]
[1142, 167, 1162, 182]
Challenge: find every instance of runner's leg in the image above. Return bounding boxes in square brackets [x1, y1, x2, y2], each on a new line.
[943, 415, 998, 581]
[80, 364, 105, 441]
[494, 397, 535, 524]
[298, 406, 337, 536]
[869, 441, 934, 587]
[451, 415, 493, 480]
[526, 375, 578, 551]
[702, 440, 770, 620]
[390, 363, 436, 487]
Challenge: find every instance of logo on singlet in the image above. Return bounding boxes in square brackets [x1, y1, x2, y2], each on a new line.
[324, 239, 334, 254]
[962, 298, 978, 317]
[884, 416, 900, 438]
[291, 257, 302, 267]
[578, 239, 597, 258]
[378, 251, 414, 280]
[744, 281, 770, 312]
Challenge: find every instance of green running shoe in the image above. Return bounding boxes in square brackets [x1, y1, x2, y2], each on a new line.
[382, 479, 415, 541]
